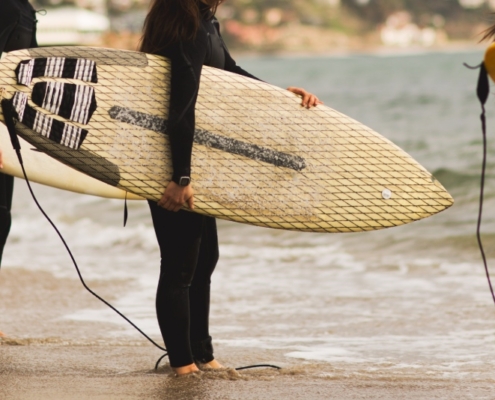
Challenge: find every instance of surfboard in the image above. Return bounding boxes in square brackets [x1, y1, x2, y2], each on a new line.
[484, 43, 495, 82]
[0, 123, 144, 199]
[0, 46, 453, 233]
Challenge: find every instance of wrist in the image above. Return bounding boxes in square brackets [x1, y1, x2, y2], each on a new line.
[172, 175, 191, 186]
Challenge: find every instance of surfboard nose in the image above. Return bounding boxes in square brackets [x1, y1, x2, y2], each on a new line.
[406, 173, 454, 221]
[304, 168, 455, 233]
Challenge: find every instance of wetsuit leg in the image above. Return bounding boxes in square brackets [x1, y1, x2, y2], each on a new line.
[0, 173, 14, 267]
[148, 200, 214, 368]
[189, 216, 219, 363]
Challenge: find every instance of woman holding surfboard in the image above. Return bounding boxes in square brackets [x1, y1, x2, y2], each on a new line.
[140, 0, 321, 376]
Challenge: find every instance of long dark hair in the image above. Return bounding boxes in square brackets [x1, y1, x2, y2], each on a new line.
[140, 0, 222, 54]
[482, 24, 495, 42]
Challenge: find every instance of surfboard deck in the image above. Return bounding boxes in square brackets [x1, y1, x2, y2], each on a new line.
[0, 46, 453, 232]
[0, 123, 144, 200]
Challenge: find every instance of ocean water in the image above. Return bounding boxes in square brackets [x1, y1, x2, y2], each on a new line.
[4, 49, 495, 381]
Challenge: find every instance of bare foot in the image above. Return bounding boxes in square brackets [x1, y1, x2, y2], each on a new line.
[200, 359, 224, 369]
[174, 363, 200, 377]
[198, 359, 240, 377]
[0, 331, 5, 338]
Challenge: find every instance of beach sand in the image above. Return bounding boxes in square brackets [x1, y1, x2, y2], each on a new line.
[2, 344, 492, 400]
[1, 267, 494, 400]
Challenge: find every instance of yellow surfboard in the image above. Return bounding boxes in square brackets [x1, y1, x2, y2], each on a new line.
[484, 42, 495, 82]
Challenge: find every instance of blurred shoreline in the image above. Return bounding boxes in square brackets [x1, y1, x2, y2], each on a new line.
[99, 30, 487, 58]
[32, 5, 490, 57]
[231, 41, 487, 59]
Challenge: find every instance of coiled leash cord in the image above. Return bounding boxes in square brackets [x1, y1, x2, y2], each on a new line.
[465, 62, 495, 305]
[1, 99, 280, 372]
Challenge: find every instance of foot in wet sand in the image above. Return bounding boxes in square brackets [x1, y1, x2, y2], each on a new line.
[198, 359, 225, 370]
[198, 360, 241, 378]
[174, 363, 201, 377]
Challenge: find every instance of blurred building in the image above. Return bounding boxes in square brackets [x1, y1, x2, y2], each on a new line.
[28, 1, 491, 52]
[36, 7, 110, 45]
[380, 11, 447, 47]
[458, 0, 495, 9]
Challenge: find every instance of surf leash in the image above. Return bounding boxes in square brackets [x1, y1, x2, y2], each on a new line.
[1, 99, 280, 373]
[465, 43, 495, 306]
[123, 192, 128, 227]
[235, 364, 282, 371]
[0, 98, 168, 353]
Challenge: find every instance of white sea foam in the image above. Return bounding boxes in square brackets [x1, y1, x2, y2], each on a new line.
[3, 51, 495, 381]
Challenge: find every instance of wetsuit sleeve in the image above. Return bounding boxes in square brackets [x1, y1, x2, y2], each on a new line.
[0, 1, 18, 56]
[163, 33, 208, 184]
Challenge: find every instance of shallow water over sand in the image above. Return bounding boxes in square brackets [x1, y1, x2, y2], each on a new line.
[2, 50, 495, 390]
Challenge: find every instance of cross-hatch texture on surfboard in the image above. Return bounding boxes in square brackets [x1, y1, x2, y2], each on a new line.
[0, 47, 453, 233]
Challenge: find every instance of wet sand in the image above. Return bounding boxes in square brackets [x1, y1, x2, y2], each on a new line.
[1, 344, 494, 400]
[1, 267, 494, 400]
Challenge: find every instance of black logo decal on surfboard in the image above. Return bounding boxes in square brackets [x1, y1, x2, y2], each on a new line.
[16, 57, 98, 86]
[31, 82, 97, 125]
[108, 106, 306, 172]
[11, 92, 88, 150]
[11, 58, 98, 150]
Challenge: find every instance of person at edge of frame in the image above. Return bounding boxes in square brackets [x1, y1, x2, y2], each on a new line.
[0, 0, 38, 264]
[140, 0, 322, 377]
[0, 0, 38, 338]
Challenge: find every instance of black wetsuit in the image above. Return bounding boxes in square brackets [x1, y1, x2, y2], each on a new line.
[148, 6, 258, 368]
[0, 0, 38, 266]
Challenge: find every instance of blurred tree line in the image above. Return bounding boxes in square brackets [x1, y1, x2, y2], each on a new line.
[223, 0, 493, 38]
[32, 0, 495, 41]
[342, 0, 493, 39]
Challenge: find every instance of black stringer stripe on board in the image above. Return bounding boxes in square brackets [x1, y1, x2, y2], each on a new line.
[108, 106, 306, 172]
